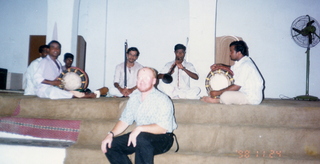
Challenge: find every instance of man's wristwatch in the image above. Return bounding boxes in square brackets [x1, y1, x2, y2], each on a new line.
[108, 131, 114, 137]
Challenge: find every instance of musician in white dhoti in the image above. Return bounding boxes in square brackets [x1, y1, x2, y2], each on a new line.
[201, 40, 264, 105]
[157, 44, 200, 99]
[34, 40, 96, 99]
[109, 47, 143, 97]
[23, 45, 49, 95]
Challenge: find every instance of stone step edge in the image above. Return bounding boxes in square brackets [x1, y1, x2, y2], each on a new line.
[0, 137, 75, 148]
[66, 144, 320, 162]
[78, 119, 320, 130]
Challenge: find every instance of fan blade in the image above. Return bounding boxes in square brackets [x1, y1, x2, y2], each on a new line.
[292, 33, 301, 38]
[307, 20, 315, 27]
[292, 28, 302, 34]
[313, 32, 320, 40]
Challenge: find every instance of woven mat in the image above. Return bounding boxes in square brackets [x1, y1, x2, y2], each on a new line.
[0, 117, 81, 141]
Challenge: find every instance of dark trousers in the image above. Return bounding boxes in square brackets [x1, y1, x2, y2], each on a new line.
[105, 132, 174, 164]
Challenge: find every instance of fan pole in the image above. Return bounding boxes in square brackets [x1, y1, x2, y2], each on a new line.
[306, 46, 310, 95]
[294, 46, 319, 101]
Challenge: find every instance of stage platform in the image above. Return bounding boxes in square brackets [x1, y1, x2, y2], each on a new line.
[0, 92, 319, 164]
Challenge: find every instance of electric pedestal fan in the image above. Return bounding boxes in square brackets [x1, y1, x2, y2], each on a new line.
[291, 15, 320, 101]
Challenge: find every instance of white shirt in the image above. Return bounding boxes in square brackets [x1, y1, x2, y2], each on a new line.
[120, 87, 177, 132]
[113, 62, 143, 89]
[23, 57, 42, 95]
[231, 56, 264, 104]
[34, 55, 62, 86]
[159, 60, 198, 90]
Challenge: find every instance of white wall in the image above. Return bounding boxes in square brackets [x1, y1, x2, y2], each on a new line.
[216, 0, 320, 98]
[78, 0, 108, 91]
[103, 0, 190, 91]
[0, 0, 319, 99]
[0, 0, 47, 73]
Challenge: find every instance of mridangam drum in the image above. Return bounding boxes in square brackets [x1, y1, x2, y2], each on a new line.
[57, 67, 89, 91]
[205, 69, 234, 95]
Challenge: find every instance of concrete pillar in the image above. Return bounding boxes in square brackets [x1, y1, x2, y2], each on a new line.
[46, 0, 80, 63]
[189, 0, 217, 96]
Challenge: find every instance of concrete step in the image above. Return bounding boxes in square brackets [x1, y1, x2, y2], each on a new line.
[1, 94, 320, 129]
[16, 97, 127, 120]
[75, 120, 320, 157]
[64, 145, 320, 164]
[173, 99, 320, 128]
[2, 96, 319, 129]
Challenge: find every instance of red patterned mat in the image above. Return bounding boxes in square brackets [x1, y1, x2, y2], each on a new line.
[0, 117, 81, 142]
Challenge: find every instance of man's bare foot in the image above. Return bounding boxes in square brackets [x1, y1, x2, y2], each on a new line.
[201, 96, 220, 103]
[70, 91, 85, 98]
[82, 92, 97, 98]
[70, 91, 97, 98]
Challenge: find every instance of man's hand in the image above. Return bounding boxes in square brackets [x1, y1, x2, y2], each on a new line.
[101, 133, 113, 153]
[42, 79, 62, 86]
[210, 64, 234, 76]
[119, 88, 131, 97]
[176, 63, 184, 70]
[210, 90, 222, 98]
[127, 127, 142, 147]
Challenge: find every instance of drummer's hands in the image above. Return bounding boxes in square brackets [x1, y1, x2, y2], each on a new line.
[210, 64, 234, 76]
[51, 79, 62, 86]
[210, 63, 225, 71]
[210, 90, 222, 98]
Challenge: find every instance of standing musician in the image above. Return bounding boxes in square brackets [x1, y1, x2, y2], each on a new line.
[157, 44, 200, 99]
[109, 47, 143, 97]
[201, 40, 264, 105]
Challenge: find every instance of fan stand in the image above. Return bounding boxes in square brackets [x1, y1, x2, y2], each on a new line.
[294, 46, 319, 101]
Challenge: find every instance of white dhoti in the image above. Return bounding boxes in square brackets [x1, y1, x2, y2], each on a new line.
[220, 91, 249, 105]
[158, 83, 200, 99]
[36, 85, 73, 99]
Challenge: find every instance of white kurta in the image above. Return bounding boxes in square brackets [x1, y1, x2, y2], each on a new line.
[226, 56, 264, 104]
[109, 62, 143, 97]
[158, 60, 200, 99]
[34, 55, 73, 99]
[24, 57, 42, 95]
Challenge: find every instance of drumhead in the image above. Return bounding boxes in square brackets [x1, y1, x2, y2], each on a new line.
[205, 69, 234, 94]
[57, 67, 89, 91]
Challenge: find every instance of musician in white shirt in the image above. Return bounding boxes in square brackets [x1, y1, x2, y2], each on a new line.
[109, 47, 143, 97]
[157, 44, 200, 99]
[201, 40, 264, 105]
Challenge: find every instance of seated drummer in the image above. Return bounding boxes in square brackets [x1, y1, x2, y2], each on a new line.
[157, 44, 200, 99]
[201, 40, 264, 105]
[109, 47, 143, 97]
[34, 40, 96, 99]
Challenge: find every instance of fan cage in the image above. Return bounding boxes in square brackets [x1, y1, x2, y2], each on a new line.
[291, 15, 320, 48]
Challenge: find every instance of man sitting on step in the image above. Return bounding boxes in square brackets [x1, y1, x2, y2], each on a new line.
[201, 40, 264, 105]
[34, 40, 96, 99]
[101, 67, 178, 164]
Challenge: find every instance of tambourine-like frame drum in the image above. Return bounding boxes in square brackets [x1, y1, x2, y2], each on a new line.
[205, 69, 234, 95]
[57, 67, 89, 91]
